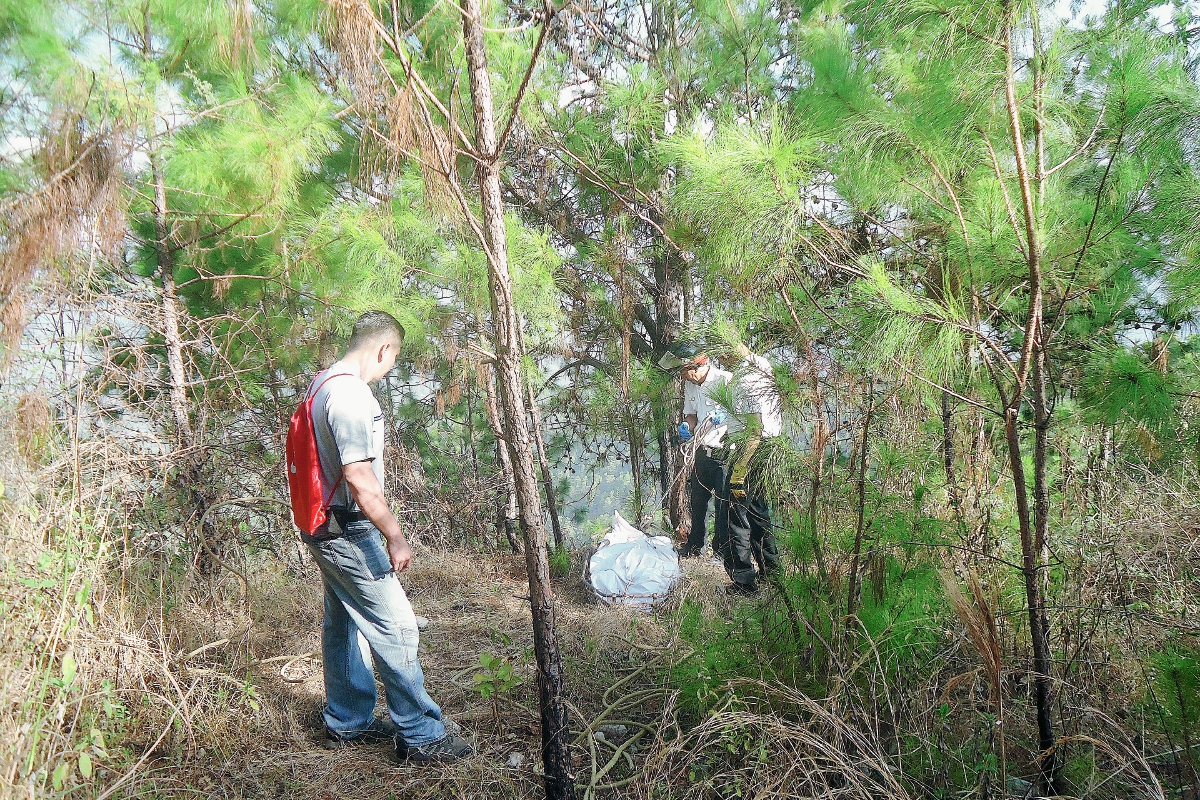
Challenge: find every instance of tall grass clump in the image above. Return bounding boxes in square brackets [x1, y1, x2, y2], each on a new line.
[0, 431, 138, 797]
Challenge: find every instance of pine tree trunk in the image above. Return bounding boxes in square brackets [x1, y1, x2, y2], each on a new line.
[149, 138, 218, 570]
[1029, 344, 1058, 782]
[149, 151, 191, 449]
[1003, 11, 1057, 789]
[846, 382, 873, 619]
[657, 419, 684, 534]
[460, 1, 575, 794]
[481, 363, 522, 554]
[526, 375, 565, 549]
[942, 389, 962, 516]
[1032, 345, 1053, 590]
[653, 249, 687, 533]
[808, 418, 829, 586]
[1003, 407, 1057, 790]
[628, 416, 645, 527]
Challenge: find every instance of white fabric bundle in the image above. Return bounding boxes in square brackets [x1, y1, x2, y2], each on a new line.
[589, 512, 682, 609]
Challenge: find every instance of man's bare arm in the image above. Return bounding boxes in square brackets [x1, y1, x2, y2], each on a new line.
[343, 460, 413, 572]
[686, 413, 698, 432]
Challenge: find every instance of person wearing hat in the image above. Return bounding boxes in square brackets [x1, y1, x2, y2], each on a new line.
[659, 342, 734, 558]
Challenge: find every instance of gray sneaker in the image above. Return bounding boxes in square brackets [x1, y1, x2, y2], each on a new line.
[396, 732, 473, 763]
[324, 717, 397, 749]
[395, 720, 470, 764]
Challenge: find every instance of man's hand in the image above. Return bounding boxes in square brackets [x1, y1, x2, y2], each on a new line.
[387, 535, 414, 573]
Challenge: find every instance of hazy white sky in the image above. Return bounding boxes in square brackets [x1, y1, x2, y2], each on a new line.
[1057, 0, 1181, 26]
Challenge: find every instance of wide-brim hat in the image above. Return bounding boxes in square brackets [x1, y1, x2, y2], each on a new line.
[656, 341, 707, 371]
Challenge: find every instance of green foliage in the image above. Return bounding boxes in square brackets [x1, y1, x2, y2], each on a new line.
[1150, 646, 1200, 740]
[847, 259, 967, 386]
[1079, 347, 1177, 429]
[665, 114, 821, 285]
[671, 599, 800, 712]
[853, 563, 945, 668]
[549, 545, 571, 578]
[473, 652, 521, 703]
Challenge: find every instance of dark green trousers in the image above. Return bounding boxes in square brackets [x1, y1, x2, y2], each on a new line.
[716, 453, 780, 590]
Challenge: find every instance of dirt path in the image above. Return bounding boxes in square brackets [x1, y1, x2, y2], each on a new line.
[146, 549, 729, 799]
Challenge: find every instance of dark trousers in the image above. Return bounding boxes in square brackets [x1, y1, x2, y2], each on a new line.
[718, 457, 780, 590]
[684, 451, 728, 556]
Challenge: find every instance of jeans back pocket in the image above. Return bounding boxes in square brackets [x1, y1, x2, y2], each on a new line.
[340, 524, 393, 580]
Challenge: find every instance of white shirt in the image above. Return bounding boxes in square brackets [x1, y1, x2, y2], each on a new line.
[683, 366, 733, 447]
[729, 353, 783, 439]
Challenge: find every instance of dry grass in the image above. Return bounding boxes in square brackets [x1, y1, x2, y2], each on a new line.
[2, 266, 1197, 800]
[4, 443, 1197, 800]
[0, 476, 690, 800]
[637, 680, 912, 800]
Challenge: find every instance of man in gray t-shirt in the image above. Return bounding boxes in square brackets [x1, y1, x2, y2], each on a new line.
[302, 311, 471, 763]
[309, 363, 386, 515]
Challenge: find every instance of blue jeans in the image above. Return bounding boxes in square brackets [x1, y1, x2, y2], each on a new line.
[305, 521, 445, 745]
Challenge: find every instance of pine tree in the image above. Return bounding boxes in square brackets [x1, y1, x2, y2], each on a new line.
[664, 1, 1200, 791]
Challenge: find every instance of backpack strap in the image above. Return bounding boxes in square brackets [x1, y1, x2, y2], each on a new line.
[307, 371, 355, 400]
[309, 372, 356, 511]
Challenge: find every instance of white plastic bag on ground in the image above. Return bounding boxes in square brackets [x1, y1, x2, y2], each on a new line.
[589, 512, 681, 608]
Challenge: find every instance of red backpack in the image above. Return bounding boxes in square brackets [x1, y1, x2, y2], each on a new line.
[285, 372, 352, 534]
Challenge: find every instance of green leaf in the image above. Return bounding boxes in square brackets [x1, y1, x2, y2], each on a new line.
[61, 652, 77, 686]
[77, 751, 92, 779]
[52, 761, 69, 790]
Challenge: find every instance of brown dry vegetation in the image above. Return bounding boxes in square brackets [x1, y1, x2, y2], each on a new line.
[5, 432, 1195, 800]
[0, 241, 1197, 800]
[0, 405, 689, 800]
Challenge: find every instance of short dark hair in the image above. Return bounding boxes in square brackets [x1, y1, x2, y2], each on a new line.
[347, 311, 405, 352]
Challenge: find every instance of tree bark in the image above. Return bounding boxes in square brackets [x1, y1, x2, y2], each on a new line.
[526, 375, 565, 549]
[1003, 407, 1056, 790]
[657, 414, 685, 535]
[481, 362, 522, 554]
[942, 389, 961, 516]
[807, 417, 830, 586]
[628, 415, 646, 526]
[459, 1, 575, 794]
[1004, 10, 1057, 790]
[654, 248, 687, 533]
[148, 119, 218, 570]
[846, 381, 874, 619]
[149, 149, 191, 448]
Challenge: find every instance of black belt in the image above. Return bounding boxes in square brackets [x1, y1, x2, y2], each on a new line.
[300, 508, 368, 543]
[330, 507, 368, 526]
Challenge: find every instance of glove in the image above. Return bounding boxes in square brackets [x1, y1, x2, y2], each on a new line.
[678, 422, 692, 441]
[709, 409, 728, 425]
